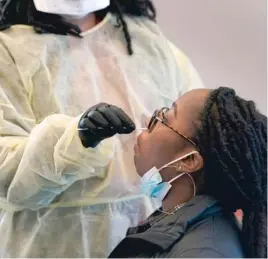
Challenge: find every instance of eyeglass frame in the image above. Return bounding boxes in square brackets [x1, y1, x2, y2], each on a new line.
[148, 107, 200, 151]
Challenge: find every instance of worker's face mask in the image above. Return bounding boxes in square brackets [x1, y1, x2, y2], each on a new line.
[33, 0, 110, 18]
[141, 151, 197, 202]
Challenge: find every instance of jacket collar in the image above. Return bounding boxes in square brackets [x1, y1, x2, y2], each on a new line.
[110, 196, 222, 257]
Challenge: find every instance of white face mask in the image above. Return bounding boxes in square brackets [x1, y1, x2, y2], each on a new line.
[141, 151, 198, 203]
[33, 0, 110, 18]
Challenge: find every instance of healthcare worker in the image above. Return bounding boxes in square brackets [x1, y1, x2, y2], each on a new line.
[108, 87, 267, 258]
[0, 0, 203, 258]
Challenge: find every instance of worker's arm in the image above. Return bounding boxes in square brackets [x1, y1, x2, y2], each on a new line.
[0, 42, 114, 211]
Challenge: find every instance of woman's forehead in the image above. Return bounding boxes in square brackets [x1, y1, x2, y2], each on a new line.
[173, 89, 211, 114]
[166, 89, 212, 138]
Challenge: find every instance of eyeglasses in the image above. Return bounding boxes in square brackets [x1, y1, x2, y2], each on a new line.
[148, 107, 200, 151]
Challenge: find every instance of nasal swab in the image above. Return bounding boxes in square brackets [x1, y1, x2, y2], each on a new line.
[78, 127, 147, 131]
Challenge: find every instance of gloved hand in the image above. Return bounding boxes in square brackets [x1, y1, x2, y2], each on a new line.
[78, 103, 136, 148]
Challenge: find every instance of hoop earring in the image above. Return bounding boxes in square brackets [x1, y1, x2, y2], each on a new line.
[175, 164, 196, 197]
[186, 173, 196, 197]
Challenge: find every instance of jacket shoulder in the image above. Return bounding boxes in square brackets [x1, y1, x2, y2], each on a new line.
[166, 214, 244, 258]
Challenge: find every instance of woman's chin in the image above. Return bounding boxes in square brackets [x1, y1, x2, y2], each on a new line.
[134, 155, 141, 177]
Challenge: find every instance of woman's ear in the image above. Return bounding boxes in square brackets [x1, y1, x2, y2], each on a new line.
[177, 152, 203, 173]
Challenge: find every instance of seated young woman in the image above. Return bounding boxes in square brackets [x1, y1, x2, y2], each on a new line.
[79, 87, 267, 258]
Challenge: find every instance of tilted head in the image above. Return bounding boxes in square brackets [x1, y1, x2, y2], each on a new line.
[135, 87, 267, 258]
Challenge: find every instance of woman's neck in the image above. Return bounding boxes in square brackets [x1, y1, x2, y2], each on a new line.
[63, 13, 100, 32]
[162, 174, 195, 212]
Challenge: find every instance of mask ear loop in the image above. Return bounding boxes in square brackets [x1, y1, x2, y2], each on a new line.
[141, 152, 198, 189]
[150, 173, 196, 216]
[158, 151, 198, 171]
[147, 163, 197, 216]
[149, 151, 198, 214]
[144, 169, 179, 216]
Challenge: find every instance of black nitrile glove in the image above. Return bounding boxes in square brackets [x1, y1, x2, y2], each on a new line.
[78, 103, 135, 148]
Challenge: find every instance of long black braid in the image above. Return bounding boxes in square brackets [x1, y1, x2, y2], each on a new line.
[0, 0, 156, 55]
[196, 87, 267, 258]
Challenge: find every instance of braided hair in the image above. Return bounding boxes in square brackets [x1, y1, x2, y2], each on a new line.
[0, 0, 156, 55]
[195, 87, 267, 258]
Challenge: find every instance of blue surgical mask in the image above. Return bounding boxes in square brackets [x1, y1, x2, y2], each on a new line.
[141, 151, 198, 202]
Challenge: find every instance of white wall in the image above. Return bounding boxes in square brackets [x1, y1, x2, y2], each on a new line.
[153, 0, 267, 114]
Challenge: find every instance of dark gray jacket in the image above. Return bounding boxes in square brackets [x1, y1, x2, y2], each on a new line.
[109, 196, 244, 258]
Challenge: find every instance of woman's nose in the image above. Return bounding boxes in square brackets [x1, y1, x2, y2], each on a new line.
[135, 128, 147, 138]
